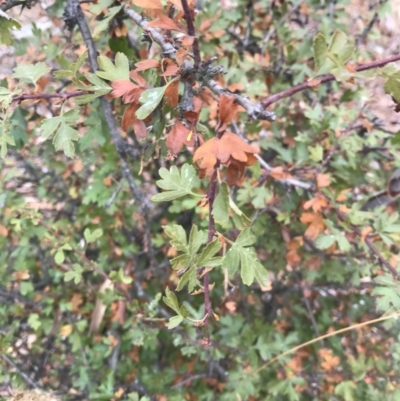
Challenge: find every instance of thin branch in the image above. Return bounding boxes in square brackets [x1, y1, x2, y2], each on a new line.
[203, 169, 218, 343]
[180, 0, 201, 68]
[171, 373, 207, 389]
[0, 0, 26, 12]
[335, 209, 400, 280]
[1, 354, 41, 389]
[12, 91, 84, 103]
[262, 53, 400, 108]
[69, 0, 156, 269]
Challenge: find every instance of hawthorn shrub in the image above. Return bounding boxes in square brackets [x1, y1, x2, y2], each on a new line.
[1, 0, 400, 400]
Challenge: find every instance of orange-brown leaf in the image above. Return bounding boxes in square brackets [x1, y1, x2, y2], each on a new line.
[110, 80, 139, 102]
[226, 160, 245, 185]
[269, 166, 292, 180]
[300, 212, 325, 239]
[160, 64, 179, 77]
[181, 35, 195, 46]
[165, 79, 179, 108]
[317, 173, 331, 188]
[166, 120, 193, 154]
[122, 103, 139, 131]
[303, 196, 328, 213]
[218, 132, 258, 164]
[218, 94, 241, 131]
[147, 14, 188, 33]
[193, 137, 219, 169]
[135, 59, 160, 72]
[129, 70, 147, 87]
[132, 0, 163, 9]
[133, 119, 148, 139]
[175, 48, 188, 66]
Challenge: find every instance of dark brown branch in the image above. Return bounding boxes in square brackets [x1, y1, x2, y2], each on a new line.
[66, 0, 156, 269]
[262, 54, 400, 108]
[180, 0, 201, 68]
[12, 91, 84, 103]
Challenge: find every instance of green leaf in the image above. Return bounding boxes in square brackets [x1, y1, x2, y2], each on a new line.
[188, 225, 205, 255]
[170, 254, 191, 270]
[84, 228, 103, 243]
[40, 109, 80, 157]
[327, 29, 348, 55]
[176, 265, 197, 292]
[0, 125, 16, 158]
[136, 86, 167, 120]
[0, 87, 13, 109]
[164, 224, 187, 251]
[235, 228, 256, 247]
[384, 76, 400, 103]
[222, 229, 268, 286]
[314, 234, 335, 250]
[55, 250, 65, 264]
[152, 164, 197, 202]
[0, 17, 21, 45]
[94, 5, 123, 35]
[53, 123, 79, 158]
[313, 32, 327, 72]
[28, 313, 41, 331]
[212, 182, 230, 228]
[96, 52, 130, 81]
[163, 287, 182, 315]
[12, 62, 51, 85]
[197, 239, 222, 266]
[166, 315, 184, 329]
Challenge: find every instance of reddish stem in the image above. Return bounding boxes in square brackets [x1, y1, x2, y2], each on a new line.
[262, 53, 400, 108]
[181, 0, 201, 68]
[12, 91, 85, 103]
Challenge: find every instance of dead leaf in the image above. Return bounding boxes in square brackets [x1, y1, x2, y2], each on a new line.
[303, 196, 328, 212]
[148, 14, 188, 33]
[218, 94, 241, 131]
[166, 120, 193, 154]
[132, 0, 163, 9]
[165, 79, 180, 107]
[300, 212, 325, 240]
[317, 173, 331, 188]
[89, 278, 114, 335]
[135, 59, 160, 71]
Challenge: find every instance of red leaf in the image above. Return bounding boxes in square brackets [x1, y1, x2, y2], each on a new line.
[135, 59, 160, 72]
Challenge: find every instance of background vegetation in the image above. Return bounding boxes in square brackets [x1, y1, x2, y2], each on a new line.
[1, 0, 400, 400]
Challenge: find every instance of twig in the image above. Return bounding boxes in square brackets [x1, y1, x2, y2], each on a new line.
[262, 0, 304, 44]
[1, 354, 41, 389]
[180, 0, 201, 68]
[170, 373, 207, 389]
[0, 0, 26, 12]
[203, 170, 218, 343]
[335, 209, 400, 280]
[12, 91, 84, 103]
[262, 53, 400, 108]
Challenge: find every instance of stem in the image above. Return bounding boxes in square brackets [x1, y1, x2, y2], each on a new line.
[12, 90, 85, 103]
[262, 53, 400, 108]
[181, 0, 201, 68]
[203, 169, 218, 342]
